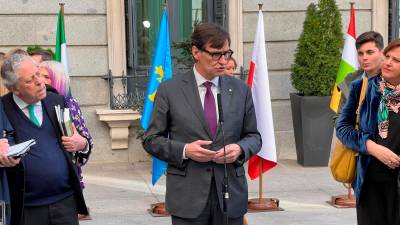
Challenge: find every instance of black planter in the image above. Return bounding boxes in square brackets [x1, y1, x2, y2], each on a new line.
[290, 93, 335, 166]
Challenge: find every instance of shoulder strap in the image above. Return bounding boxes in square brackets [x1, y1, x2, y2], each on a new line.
[355, 77, 368, 128]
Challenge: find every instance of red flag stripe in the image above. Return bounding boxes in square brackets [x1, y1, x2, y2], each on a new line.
[248, 155, 277, 180]
[347, 5, 356, 38]
[247, 61, 255, 88]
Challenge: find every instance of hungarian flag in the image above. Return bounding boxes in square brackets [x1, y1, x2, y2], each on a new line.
[55, 5, 69, 74]
[247, 9, 277, 180]
[330, 4, 358, 113]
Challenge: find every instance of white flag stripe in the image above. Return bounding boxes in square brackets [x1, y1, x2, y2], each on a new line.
[61, 43, 69, 74]
[341, 33, 359, 69]
[251, 11, 277, 162]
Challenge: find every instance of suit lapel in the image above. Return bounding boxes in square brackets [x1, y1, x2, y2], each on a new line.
[179, 71, 213, 138]
[42, 96, 61, 138]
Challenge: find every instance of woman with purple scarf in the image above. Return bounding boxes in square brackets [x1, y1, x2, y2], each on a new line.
[336, 39, 400, 225]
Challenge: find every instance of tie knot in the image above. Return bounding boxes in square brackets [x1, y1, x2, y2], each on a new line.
[27, 104, 35, 111]
[204, 81, 213, 90]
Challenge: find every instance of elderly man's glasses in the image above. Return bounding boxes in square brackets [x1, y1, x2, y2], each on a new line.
[200, 48, 234, 61]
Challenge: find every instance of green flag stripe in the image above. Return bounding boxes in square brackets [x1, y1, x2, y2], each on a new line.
[55, 9, 65, 62]
[335, 59, 356, 84]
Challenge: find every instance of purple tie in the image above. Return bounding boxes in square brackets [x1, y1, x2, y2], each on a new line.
[203, 81, 217, 138]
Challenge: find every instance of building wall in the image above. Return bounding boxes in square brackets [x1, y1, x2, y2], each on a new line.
[240, 0, 373, 159]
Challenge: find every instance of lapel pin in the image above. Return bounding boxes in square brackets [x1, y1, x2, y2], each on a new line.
[228, 88, 233, 94]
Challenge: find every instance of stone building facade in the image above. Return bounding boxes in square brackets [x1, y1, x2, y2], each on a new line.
[0, 0, 392, 164]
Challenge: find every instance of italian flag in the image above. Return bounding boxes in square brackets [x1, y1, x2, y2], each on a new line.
[247, 9, 277, 180]
[55, 6, 69, 74]
[330, 4, 358, 113]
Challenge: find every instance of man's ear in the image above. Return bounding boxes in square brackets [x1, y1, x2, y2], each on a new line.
[192, 46, 200, 62]
[10, 85, 20, 96]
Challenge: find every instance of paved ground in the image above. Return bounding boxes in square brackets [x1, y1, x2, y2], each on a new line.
[80, 154, 357, 225]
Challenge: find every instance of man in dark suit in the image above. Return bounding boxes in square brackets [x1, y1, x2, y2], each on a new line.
[0, 54, 88, 225]
[143, 23, 262, 225]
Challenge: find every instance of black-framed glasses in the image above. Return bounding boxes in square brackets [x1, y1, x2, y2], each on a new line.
[200, 48, 234, 61]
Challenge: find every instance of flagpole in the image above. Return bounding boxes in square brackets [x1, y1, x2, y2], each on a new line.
[329, 2, 356, 209]
[257, 3, 264, 203]
[247, 3, 281, 213]
[148, 2, 170, 217]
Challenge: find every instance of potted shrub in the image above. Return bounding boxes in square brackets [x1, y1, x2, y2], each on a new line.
[290, 0, 343, 166]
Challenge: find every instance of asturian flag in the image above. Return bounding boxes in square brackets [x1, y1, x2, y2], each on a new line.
[330, 4, 358, 113]
[55, 5, 69, 75]
[141, 9, 173, 185]
[247, 9, 277, 180]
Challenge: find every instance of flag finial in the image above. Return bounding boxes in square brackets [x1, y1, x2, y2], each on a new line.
[258, 3, 263, 11]
[59, 3, 65, 17]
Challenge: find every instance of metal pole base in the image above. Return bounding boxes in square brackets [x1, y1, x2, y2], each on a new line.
[329, 194, 356, 208]
[247, 198, 283, 212]
[148, 202, 170, 217]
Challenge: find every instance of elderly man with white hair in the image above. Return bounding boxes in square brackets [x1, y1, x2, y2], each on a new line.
[0, 54, 88, 225]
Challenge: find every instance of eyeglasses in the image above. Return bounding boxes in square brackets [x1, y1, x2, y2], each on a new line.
[200, 48, 234, 61]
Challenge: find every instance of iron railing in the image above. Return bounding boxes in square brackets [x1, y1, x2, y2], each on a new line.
[102, 70, 148, 110]
[103, 66, 248, 110]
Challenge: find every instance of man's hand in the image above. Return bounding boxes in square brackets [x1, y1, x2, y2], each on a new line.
[185, 140, 216, 162]
[213, 144, 243, 164]
[62, 126, 87, 152]
[367, 139, 400, 169]
[0, 138, 20, 167]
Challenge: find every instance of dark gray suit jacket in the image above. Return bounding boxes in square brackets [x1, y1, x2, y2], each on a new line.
[142, 71, 262, 219]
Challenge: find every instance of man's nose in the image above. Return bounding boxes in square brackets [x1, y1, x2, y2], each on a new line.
[219, 56, 228, 65]
[34, 74, 44, 85]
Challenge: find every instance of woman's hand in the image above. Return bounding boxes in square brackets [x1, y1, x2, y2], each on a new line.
[61, 126, 87, 152]
[367, 139, 400, 169]
[0, 138, 20, 167]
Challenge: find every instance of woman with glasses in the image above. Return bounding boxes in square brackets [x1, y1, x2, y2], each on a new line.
[336, 39, 400, 225]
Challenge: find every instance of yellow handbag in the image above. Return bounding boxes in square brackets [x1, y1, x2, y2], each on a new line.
[330, 77, 368, 183]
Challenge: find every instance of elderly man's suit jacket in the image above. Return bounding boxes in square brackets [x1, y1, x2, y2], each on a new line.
[143, 71, 262, 219]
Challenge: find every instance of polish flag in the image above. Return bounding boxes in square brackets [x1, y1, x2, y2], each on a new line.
[247, 9, 277, 180]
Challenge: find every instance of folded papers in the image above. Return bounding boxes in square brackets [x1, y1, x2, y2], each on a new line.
[55, 105, 73, 137]
[7, 139, 36, 158]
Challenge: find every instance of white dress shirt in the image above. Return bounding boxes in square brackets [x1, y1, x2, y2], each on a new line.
[13, 94, 43, 125]
[12, 94, 89, 153]
[183, 66, 221, 159]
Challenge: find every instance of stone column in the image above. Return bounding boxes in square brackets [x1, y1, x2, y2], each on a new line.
[106, 0, 127, 76]
[372, 0, 389, 45]
[228, 0, 243, 69]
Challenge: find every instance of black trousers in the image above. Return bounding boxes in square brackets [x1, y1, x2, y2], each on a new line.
[22, 195, 78, 225]
[356, 171, 400, 225]
[171, 178, 243, 225]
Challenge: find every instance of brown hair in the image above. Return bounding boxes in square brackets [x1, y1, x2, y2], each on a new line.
[190, 23, 230, 50]
[356, 31, 384, 50]
[383, 39, 400, 55]
[30, 49, 53, 61]
[228, 57, 237, 69]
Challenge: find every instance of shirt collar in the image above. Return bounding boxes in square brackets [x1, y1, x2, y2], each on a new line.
[193, 65, 219, 88]
[12, 94, 42, 110]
